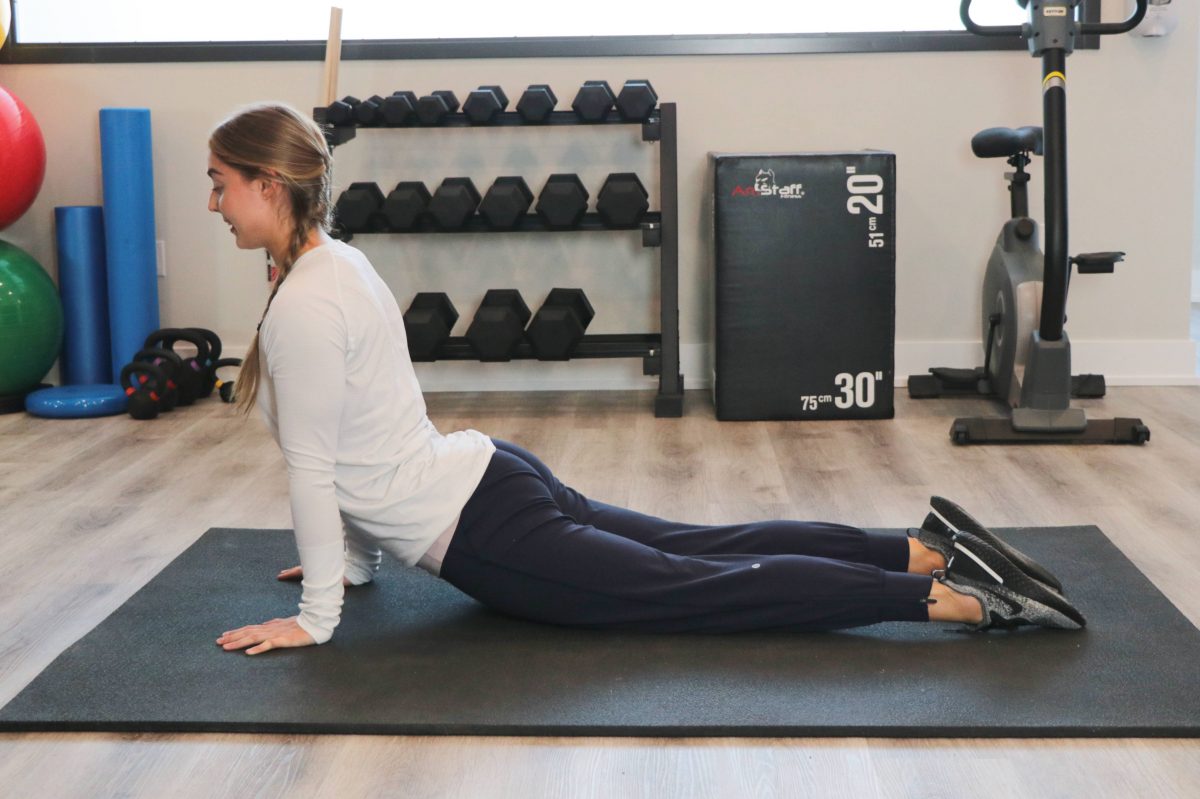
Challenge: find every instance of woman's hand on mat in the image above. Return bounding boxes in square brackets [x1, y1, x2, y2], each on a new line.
[216, 617, 316, 655]
[277, 565, 352, 586]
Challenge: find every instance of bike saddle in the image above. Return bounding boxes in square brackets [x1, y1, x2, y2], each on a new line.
[971, 126, 1044, 158]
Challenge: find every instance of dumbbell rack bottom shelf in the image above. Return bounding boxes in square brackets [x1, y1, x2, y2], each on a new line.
[415, 334, 686, 415]
[414, 334, 661, 363]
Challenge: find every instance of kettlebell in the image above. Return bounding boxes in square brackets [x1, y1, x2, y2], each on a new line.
[132, 347, 184, 411]
[120, 361, 169, 420]
[144, 328, 209, 406]
[213, 357, 244, 403]
[187, 327, 223, 399]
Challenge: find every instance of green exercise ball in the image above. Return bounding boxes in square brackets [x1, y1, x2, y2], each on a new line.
[0, 239, 64, 395]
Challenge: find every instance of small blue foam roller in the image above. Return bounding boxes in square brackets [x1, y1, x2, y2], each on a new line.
[24, 384, 128, 418]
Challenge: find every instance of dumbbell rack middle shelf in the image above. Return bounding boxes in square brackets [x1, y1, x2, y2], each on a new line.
[315, 100, 683, 417]
[336, 213, 663, 241]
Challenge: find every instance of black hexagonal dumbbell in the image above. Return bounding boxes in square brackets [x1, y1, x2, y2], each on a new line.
[353, 94, 388, 125]
[335, 182, 385, 232]
[403, 292, 459, 361]
[381, 91, 418, 126]
[383, 181, 431, 231]
[463, 85, 510, 125]
[479, 176, 533, 230]
[324, 95, 361, 126]
[596, 173, 649, 228]
[528, 288, 595, 361]
[466, 289, 531, 361]
[535, 174, 590, 230]
[416, 90, 461, 125]
[428, 177, 481, 230]
[616, 79, 658, 122]
[572, 80, 616, 122]
[516, 84, 558, 123]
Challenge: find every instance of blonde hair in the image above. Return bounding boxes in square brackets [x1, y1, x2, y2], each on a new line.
[209, 103, 333, 413]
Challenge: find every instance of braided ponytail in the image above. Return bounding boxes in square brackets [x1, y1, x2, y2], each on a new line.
[208, 104, 334, 414]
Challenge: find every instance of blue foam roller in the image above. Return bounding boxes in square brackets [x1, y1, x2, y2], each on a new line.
[55, 206, 112, 385]
[24, 384, 128, 418]
[100, 108, 160, 382]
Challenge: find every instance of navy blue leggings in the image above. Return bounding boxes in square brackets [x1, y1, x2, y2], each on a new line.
[439, 439, 933, 633]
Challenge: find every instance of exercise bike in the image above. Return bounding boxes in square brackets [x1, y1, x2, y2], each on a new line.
[908, 0, 1151, 445]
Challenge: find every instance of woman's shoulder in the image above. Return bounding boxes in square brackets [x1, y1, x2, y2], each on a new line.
[291, 239, 358, 272]
[266, 241, 377, 327]
[264, 255, 339, 327]
[280, 242, 361, 289]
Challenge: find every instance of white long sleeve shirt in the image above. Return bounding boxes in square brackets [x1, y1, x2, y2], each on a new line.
[257, 240, 495, 644]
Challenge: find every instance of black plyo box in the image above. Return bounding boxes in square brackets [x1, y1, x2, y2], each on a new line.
[710, 152, 895, 421]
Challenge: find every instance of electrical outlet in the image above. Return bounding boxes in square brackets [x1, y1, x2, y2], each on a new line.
[156, 239, 166, 277]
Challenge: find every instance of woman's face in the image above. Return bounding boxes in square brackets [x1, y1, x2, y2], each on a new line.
[207, 152, 282, 251]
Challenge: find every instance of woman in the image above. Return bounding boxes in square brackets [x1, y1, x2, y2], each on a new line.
[208, 103, 1084, 656]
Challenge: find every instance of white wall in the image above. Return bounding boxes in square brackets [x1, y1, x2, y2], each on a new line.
[2, 1, 1197, 391]
[1194, 5, 1200, 305]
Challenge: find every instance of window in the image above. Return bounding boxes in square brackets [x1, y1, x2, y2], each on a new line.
[13, 1, 1033, 43]
[2, 0, 1101, 63]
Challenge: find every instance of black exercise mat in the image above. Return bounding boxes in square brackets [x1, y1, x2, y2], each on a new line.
[2, 526, 1199, 738]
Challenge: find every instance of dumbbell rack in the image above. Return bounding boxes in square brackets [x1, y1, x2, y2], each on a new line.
[312, 103, 684, 418]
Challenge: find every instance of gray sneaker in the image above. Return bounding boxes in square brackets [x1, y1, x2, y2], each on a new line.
[942, 574, 1085, 631]
[938, 530, 1085, 631]
[918, 495, 1065, 593]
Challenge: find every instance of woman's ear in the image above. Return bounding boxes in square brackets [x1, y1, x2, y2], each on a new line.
[255, 169, 284, 198]
[260, 176, 291, 216]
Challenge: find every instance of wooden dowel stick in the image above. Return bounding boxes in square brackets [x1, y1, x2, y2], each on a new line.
[320, 7, 343, 107]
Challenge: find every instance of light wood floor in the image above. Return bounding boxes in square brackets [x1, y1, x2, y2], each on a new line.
[1, 387, 1199, 798]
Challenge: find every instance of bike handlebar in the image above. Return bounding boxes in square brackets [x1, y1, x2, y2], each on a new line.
[959, 0, 1148, 38]
[960, 0, 1021, 37]
[1080, 0, 1148, 36]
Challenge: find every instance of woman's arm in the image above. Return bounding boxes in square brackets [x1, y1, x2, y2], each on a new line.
[276, 517, 380, 586]
[257, 283, 349, 644]
[342, 516, 382, 585]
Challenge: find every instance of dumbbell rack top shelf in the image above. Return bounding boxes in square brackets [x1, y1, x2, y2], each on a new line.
[315, 110, 665, 146]
[313, 101, 682, 418]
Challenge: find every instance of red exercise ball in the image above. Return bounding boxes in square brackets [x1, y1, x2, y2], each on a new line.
[0, 86, 47, 231]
